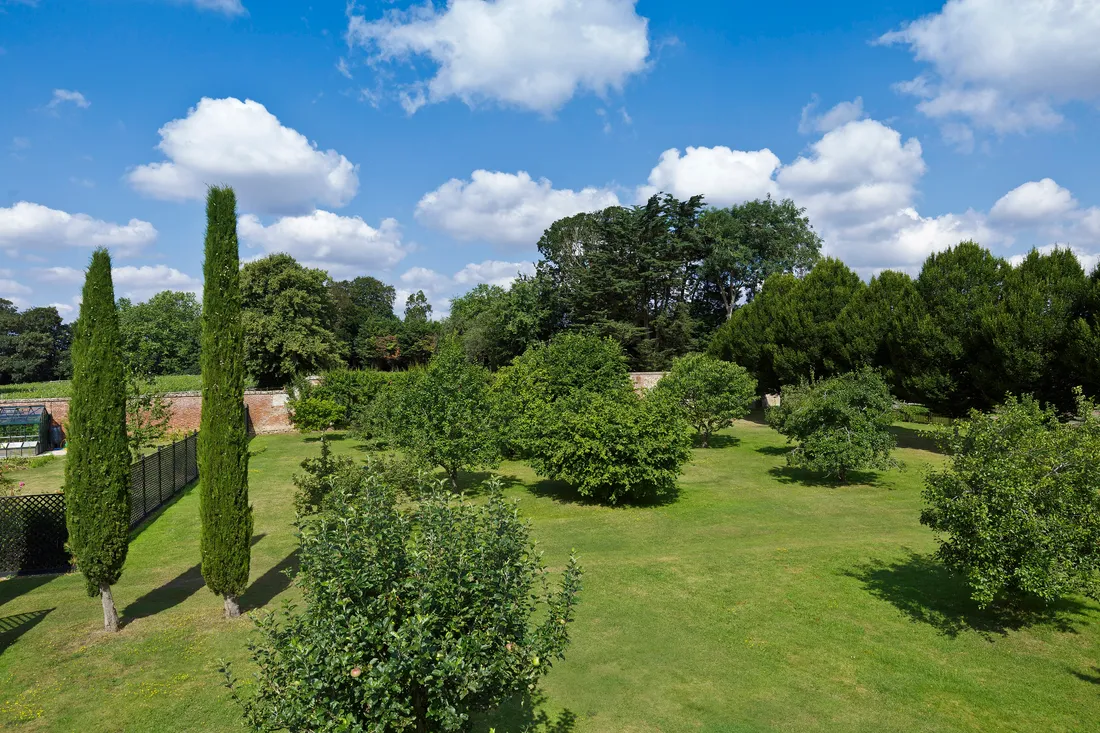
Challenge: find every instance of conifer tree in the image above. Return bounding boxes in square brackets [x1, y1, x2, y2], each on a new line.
[65, 248, 131, 633]
[199, 186, 252, 618]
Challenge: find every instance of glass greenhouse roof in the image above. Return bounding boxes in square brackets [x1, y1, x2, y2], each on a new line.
[0, 405, 48, 426]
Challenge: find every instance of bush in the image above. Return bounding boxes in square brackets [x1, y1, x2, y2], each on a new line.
[496, 334, 692, 504]
[382, 341, 500, 489]
[654, 353, 757, 447]
[313, 368, 397, 428]
[921, 392, 1100, 607]
[768, 370, 897, 482]
[286, 390, 344, 436]
[291, 439, 357, 516]
[225, 475, 582, 732]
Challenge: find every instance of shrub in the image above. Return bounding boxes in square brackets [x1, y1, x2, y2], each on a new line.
[224, 475, 582, 732]
[768, 370, 897, 483]
[496, 334, 693, 504]
[286, 388, 344, 438]
[383, 341, 500, 489]
[291, 439, 356, 516]
[921, 392, 1100, 607]
[654, 353, 757, 447]
[312, 368, 395, 429]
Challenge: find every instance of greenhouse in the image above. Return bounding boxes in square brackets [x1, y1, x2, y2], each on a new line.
[0, 405, 54, 458]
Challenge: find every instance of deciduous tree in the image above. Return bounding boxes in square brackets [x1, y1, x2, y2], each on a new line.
[654, 353, 757, 447]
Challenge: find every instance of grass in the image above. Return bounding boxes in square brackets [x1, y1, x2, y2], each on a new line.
[2, 421, 1099, 731]
[0, 375, 206, 400]
[2, 456, 64, 496]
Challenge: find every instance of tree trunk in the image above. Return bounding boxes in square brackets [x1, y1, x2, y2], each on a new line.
[413, 687, 429, 733]
[224, 594, 241, 619]
[100, 582, 119, 633]
[448, 468, 459, 492]
[702, 429, 710, 449]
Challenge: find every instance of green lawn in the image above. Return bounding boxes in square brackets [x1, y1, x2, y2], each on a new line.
[0, 375, 205, 400]
[2, 421, 1099, 732]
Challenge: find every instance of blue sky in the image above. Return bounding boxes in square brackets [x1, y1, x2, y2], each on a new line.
[3, 0, 1100, 319]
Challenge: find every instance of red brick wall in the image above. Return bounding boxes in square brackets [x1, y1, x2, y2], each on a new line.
[0, 389, 293, 441]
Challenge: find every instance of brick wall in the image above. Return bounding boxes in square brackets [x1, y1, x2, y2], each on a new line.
[629, 372, 667, 391]
[0, 389, 293, 441]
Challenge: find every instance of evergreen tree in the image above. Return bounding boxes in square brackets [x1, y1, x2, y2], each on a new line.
[199, 186, 252, 618]
[64, 248, 131, 632]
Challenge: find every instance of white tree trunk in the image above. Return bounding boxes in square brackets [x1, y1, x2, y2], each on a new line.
[224, 594, 241, 618]
[100, 582, 119, 633]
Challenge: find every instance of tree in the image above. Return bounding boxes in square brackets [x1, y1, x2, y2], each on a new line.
[241, 253, 342, 388]
[654, 353, 757, 447]
[118, 290, 202, 376]
[0, 303, 71, 384]
[287, 385, 345, 448]
[386, 340, 500, 489]
[397, 290, 440, 368]
[64, 249, 131, 632]
[199, 186, 253, 619]
[125, 369, 173, 460]
[495, 333, 692, 503]
[767, 370, 897, 483]
[698, 197, 822, 321]
[225, 476, 582, 733]
[912, 241, 1009, 415]
[974, 247, 1087, 410]
[921, 393, 1100, 607]
[329, 276, 398, 369]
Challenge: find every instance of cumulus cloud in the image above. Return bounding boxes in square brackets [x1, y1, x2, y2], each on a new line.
[990, 178, 1078, 225]
[0, 201, 156, 255]
[879, 0, 1100, 135]
[416, 170, 619, 247]
[798, 96, 866, 135]
[346, 0, 650, 114]
[46, 89, 90, 110]
[637, 147, 780, 207]
[238, 210, 407, 279]
[34, 264, 200, 304]
[129, 97, 359, 214]
[395, 259, 536, 318]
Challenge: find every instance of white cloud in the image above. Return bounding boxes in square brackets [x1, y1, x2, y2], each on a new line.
[990, 178, 1078, 225]
[128, 97, 359, 214]
[0, 202, 156, 255]
[1008, 244, 1100, 274]
[395, 259, 536, 318]
[238, 210, 407, 279]
[637, 147, 780, 206]
[46, 89, 90, 110]
[112, 265, 202, 301]
[453, 259, 535, 287]
[35, 265, 200, 303]
[416, 170, 619, 247]
[0, 279, 32, 297]
[10, 137, 30, 151]
[879, 0, 1100, 134]
[798, 96, 865, 134]
[182, 0, 246, 15]
[346, 0, 650, 114]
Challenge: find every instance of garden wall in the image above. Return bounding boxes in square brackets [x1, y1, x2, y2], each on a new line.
[0, 389, 293, 440]
[630, 372, 667, 391]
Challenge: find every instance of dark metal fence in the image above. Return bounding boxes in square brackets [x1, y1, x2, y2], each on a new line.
[0, 432, 199, 575]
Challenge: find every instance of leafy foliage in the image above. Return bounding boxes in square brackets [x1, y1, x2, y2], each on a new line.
[495, 333, 692, 503]
[125, 369, 174, 460]
[921, 393, 1100, 607]
[654, 352, 757, 447]
[382, 340, 500, 488]
[241, 253, 343, 389]
[286, 389, 344, 435]
[199, 186, 252, 614]
[291, 438, 356, 516]
[224, 475, 582, 732]
[117, 290, 202, 376]
[64, 249, 132, 610]
[767, 370, 897, 482]
[0, 300, 72, 385]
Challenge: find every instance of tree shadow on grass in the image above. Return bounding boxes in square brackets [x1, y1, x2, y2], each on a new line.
[1071, 666, 1100, 684]
[526, 478, 680, 508]
[0, 608, 53, 655]
[453, 471, 523, 496]
[241, 549, 299, 612]
[888, 424, 943, 453]
[471, 690, 577, 733]
[122, 533, 267, 625]
[697, 434, 740, 449]
[756, 445, 792, 457]
[302, 432, 350, 444]
[0, 574, 56, 610]
[768, 465, 881, 488]
[846, 552, 1093, 640]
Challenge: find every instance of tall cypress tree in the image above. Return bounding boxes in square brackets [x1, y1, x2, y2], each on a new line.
[199, 186, 252, 618]
[65, 248, 131, 633]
